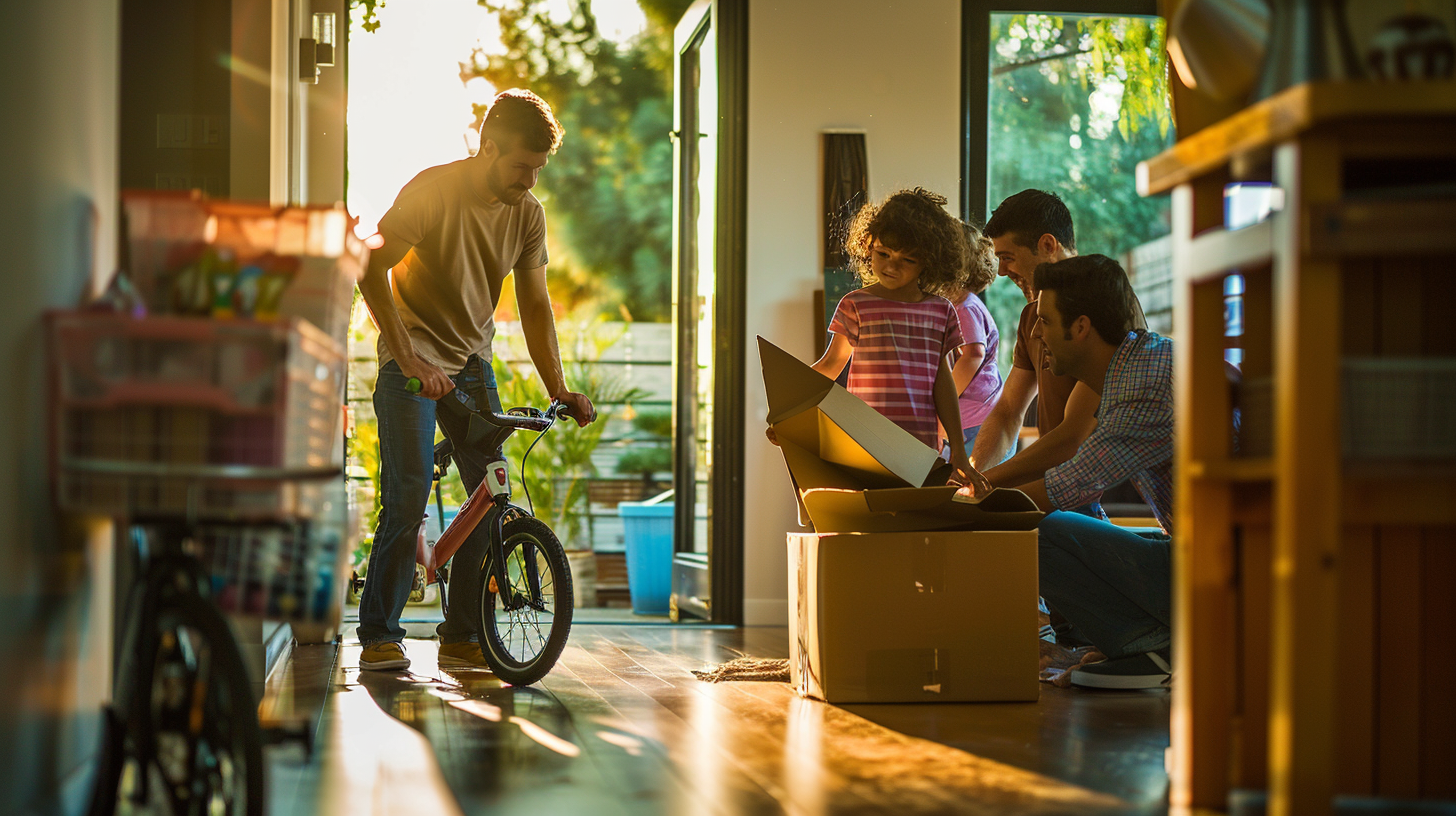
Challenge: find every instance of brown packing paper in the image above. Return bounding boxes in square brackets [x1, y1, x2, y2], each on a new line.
[759, 336, 1043, 532]
[789, 530, 1040, 703]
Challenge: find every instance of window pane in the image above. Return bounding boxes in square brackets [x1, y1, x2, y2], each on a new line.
[985, 14, 1175, 350]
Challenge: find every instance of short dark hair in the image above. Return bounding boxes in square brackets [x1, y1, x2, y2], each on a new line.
[844, 188, 967, 296]
[984, 189, 1075, 252]
[480, 89, 564, 154]
[1033, 254, 1141, 344]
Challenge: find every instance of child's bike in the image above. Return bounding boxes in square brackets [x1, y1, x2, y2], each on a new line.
[406, 377, 576, 686]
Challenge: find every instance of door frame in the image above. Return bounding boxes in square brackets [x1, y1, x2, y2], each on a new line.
[960, 0, 1159, 225]
[671, 0, 748, 626]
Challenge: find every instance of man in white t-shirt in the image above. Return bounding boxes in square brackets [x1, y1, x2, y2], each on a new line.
[356, 89, 595, 671]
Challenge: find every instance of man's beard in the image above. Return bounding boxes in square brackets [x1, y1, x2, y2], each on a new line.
[487, 170, 529, 204]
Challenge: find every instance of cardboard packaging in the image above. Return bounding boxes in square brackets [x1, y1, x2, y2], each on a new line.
[759, 336, 1043, 532]
[789, 530, 1040, 703]
[762, 336, 1045, 703]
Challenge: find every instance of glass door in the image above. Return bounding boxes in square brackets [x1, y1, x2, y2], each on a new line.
[670, 2, 715, 620]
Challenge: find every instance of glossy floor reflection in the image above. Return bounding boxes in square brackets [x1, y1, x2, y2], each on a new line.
[268, 628, 1170, 815]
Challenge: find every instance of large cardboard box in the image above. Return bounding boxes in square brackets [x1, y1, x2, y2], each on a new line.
[789, 530, 1040, 703]
[759, 336, 1043, 532]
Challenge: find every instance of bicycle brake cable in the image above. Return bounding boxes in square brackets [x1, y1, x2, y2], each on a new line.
[516, 407, 558, 518]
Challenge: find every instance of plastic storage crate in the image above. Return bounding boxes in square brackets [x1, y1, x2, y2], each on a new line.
[120, 190, 365, 342]
[1343, 357, 1456, 460]
[49, 312, 345, 519]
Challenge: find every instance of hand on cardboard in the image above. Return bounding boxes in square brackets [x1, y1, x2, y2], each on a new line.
[765, 425, 779, 446]
[949, 462, 993, 499]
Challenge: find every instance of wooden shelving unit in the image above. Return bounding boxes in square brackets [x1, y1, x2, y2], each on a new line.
[1140, 81, 1456, 816]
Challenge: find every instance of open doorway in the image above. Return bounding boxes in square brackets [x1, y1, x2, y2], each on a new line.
[343, 0, 699, 625]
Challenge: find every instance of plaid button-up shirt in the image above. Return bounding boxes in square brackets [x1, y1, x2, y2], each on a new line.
[1045, 330, 1175, 533]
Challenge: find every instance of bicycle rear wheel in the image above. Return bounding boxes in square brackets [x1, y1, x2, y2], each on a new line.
[477, 516, 574, 685]
[91, 592, 264, 816]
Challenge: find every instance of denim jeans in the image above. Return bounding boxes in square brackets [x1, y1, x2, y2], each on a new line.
[357, 356, 504, 647]
[1037, 511, 1172, 660]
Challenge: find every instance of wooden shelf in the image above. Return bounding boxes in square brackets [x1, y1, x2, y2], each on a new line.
[1182, 220, 1274, 284]
[1139, 81, 1456, 196]
[1187, 457, 1274, 482]
[1343, 467, 1456, 526]
[1308, 198, 1456, 257]
[1163, 79, 1456, 815]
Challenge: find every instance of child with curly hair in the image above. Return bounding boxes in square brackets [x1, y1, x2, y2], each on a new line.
[808, 187, 986, 489]
[944, 223, 1006, 467]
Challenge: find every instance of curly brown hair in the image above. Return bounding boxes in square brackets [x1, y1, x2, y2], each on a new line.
[961, 222, 997, 294]
[844, 187, 967, 297]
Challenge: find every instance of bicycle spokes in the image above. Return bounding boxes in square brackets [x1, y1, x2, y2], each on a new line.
[494, 541, 556, 662]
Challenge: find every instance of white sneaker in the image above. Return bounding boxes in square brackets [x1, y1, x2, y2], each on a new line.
[1069, 649, 1171, 690]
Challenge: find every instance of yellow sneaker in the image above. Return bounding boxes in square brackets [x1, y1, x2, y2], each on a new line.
[438, 641, 490, 669]
[360, 641, 410, 671]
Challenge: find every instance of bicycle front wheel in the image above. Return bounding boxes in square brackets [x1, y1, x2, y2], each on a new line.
[477, 516, 574, 685]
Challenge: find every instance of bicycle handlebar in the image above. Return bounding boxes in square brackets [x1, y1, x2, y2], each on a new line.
[409, 374, 575, 429]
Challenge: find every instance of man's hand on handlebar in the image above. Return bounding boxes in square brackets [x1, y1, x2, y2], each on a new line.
[555, 391, 597, 427]
[400, 356, 454, 400]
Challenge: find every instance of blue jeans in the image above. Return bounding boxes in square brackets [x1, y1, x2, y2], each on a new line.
[357, 356, 504, 647]
[1037, 511, 1172, 660]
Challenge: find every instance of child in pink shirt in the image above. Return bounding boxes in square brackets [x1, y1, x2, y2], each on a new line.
[944, 225, 1006, 466]
[811, 188, 985, 489]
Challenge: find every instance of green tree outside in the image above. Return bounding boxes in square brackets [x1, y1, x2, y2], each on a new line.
[461, 0, 695, 322]
[983, 13, 1173, 368]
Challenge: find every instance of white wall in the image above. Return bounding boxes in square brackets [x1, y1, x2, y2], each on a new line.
[0, 0, 119, 811]
[741, 0, 964, 625]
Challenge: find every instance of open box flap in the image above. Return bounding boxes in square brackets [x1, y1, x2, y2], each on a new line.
[761, 335, 1043, 532]
[760, 336, 941, 488]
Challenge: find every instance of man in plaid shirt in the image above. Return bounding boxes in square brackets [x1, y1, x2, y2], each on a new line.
[981, 254, 1175, 689]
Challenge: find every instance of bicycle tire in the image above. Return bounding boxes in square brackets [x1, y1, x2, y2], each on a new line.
[477, 516, 574, 685]
[90, 592, 265, 816]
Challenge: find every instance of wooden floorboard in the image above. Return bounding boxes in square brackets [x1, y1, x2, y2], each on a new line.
[267, 627, 1170, 815]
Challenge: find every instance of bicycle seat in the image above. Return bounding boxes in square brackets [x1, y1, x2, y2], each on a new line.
[436, 389, 553, 453]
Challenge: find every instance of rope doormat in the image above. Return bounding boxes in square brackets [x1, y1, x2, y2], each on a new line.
[692, 657, 790, 683]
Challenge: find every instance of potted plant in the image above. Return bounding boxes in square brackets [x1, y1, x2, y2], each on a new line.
[614, 409, 673, 496]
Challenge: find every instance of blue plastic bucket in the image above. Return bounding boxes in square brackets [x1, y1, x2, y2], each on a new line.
[618, 495, 674, 614]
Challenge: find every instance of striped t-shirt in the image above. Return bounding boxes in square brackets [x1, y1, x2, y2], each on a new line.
[828, 288, 963, 449]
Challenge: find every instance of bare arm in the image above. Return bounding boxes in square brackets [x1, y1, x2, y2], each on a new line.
[357, 229, 454, 399]
[983, 381, 1100, 490]
[950, 343, 986, 395]
[935, 357, 988, 492]
[970, 366, 1037, 469]
[515, 265, 595, 425]
[811, 333, 853, 380]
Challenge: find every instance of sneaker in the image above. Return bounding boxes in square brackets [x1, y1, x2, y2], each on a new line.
[1069, 649, 1171, 690]
[438, 641, 490, 669]
[360, 641, 410, 671]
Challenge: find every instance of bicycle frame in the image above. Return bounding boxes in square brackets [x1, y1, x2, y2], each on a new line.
[423, 408, 560, 613]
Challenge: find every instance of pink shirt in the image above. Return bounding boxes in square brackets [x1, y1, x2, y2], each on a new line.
[828, 289, 963, 449]
[950, 293, 1003, 430]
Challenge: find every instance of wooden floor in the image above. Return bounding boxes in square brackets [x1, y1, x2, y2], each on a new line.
[265, 628, 1170, 815]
